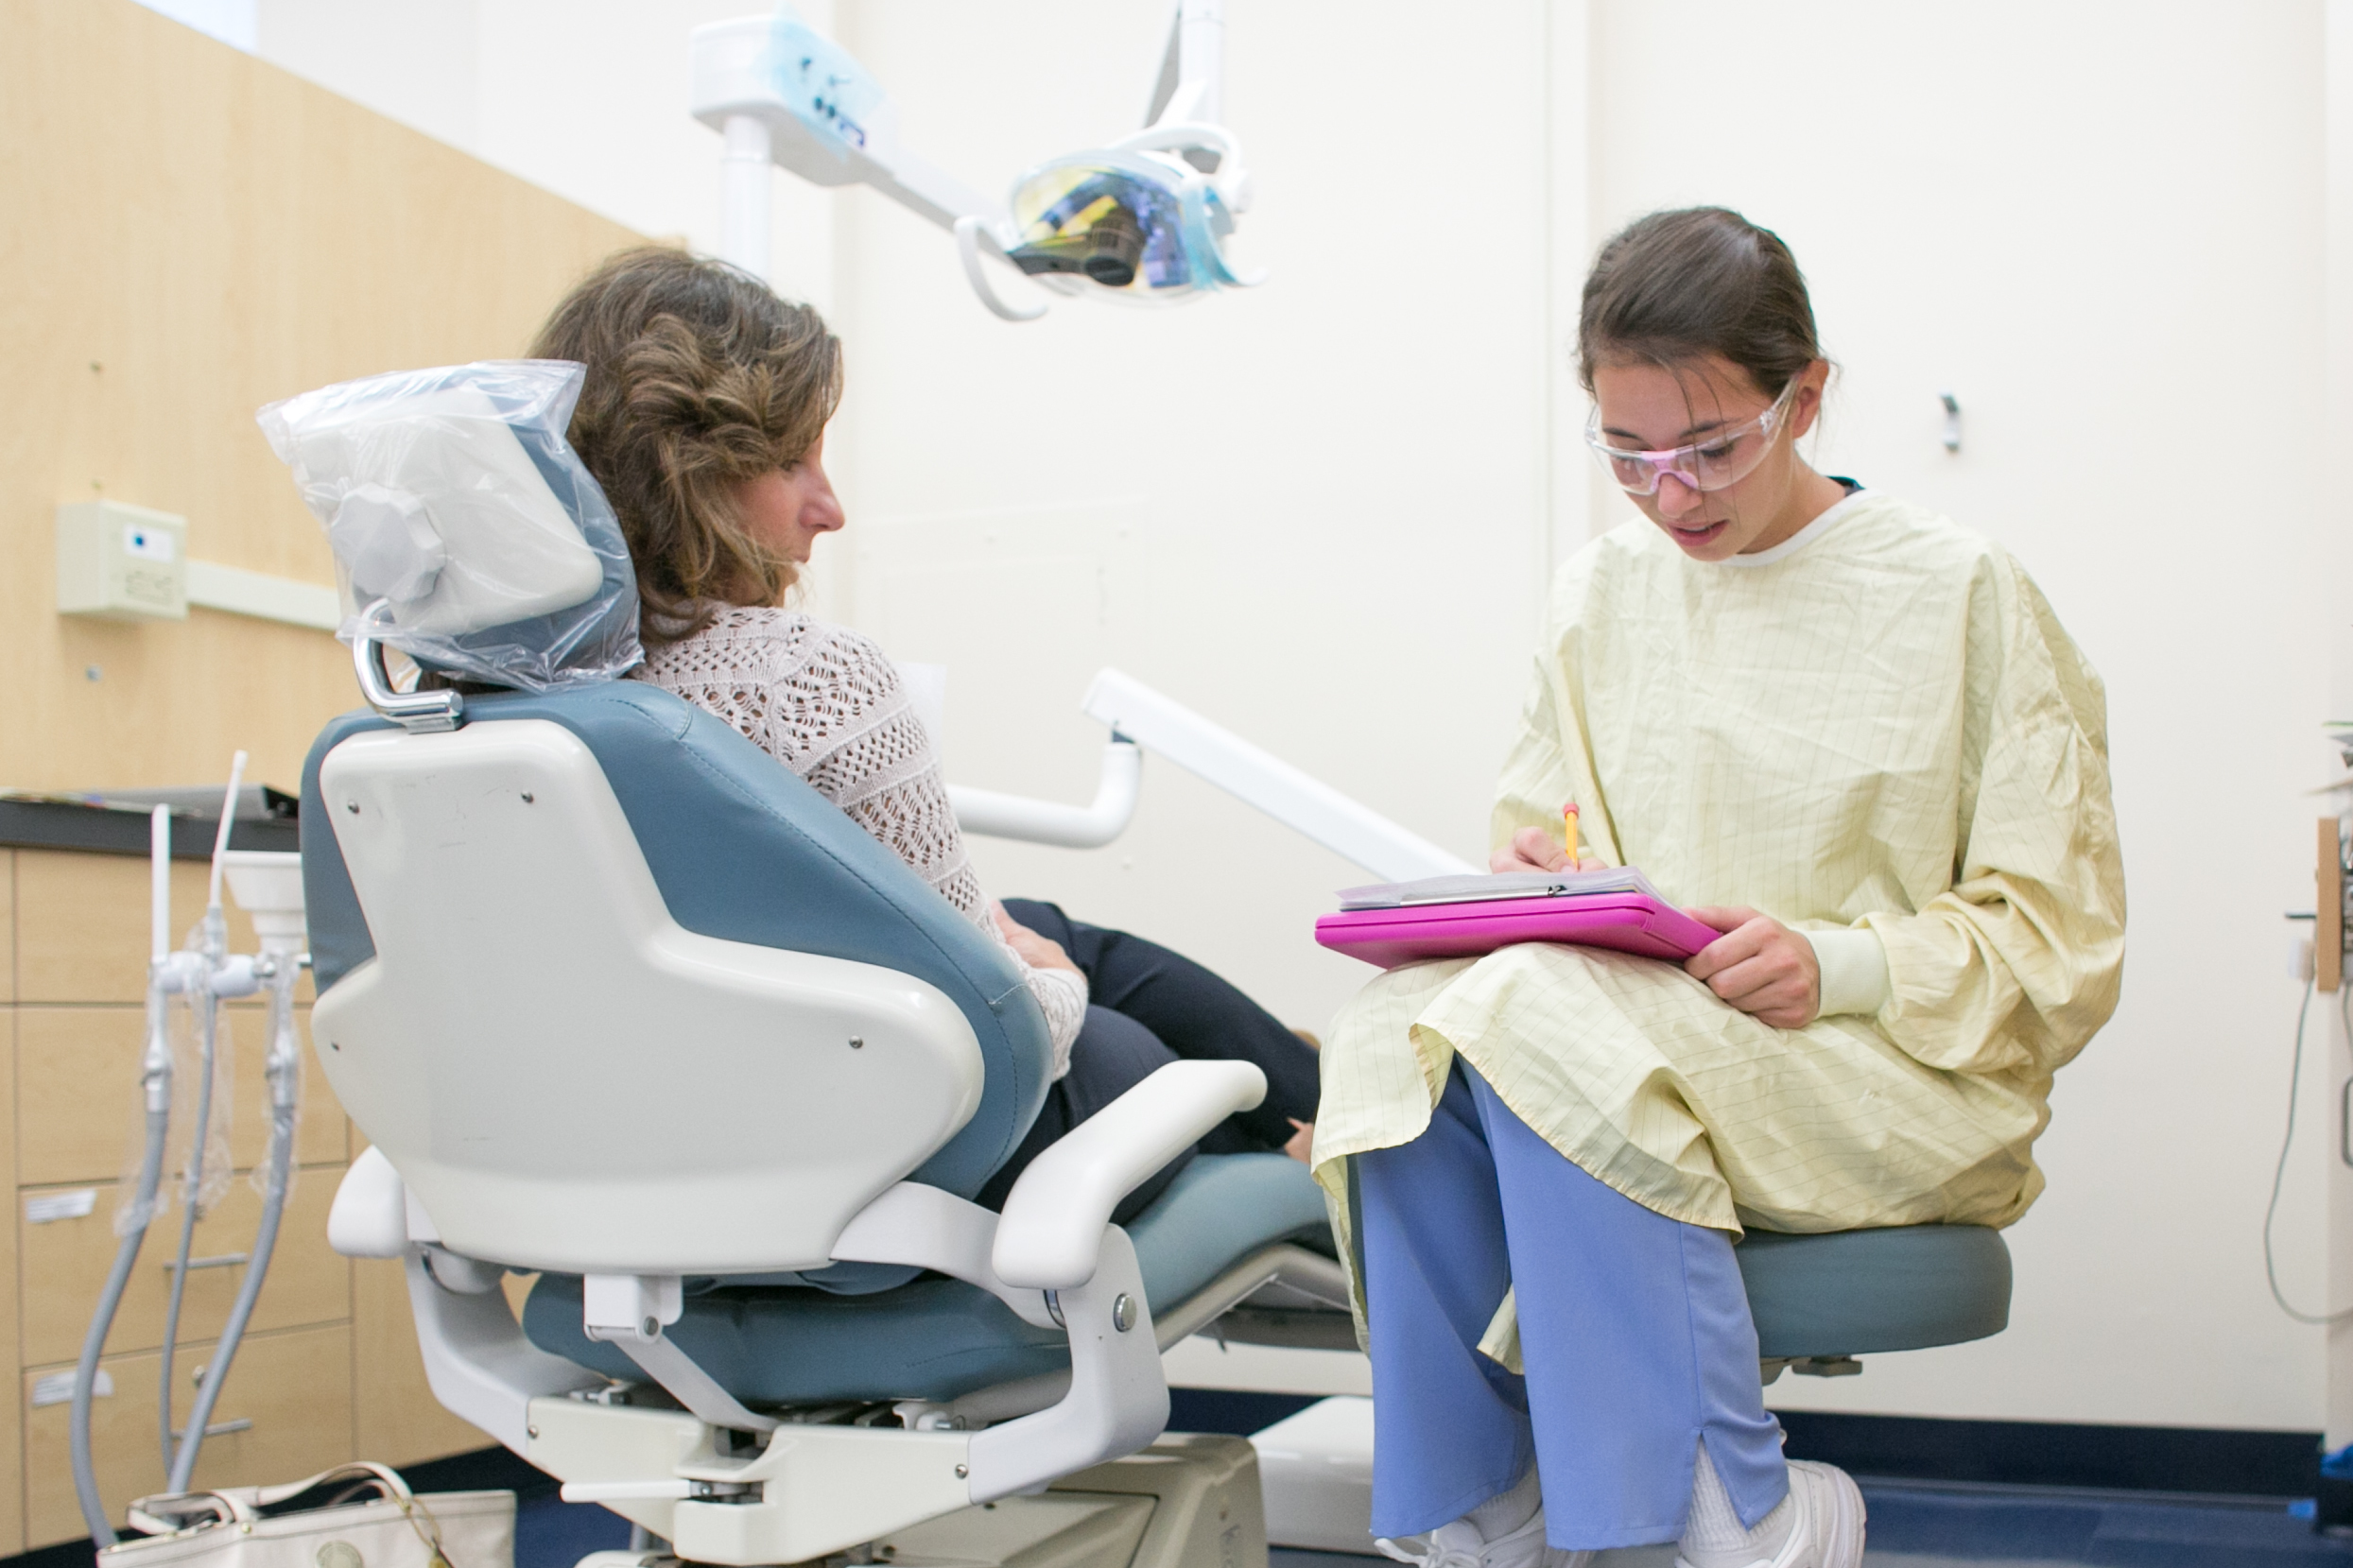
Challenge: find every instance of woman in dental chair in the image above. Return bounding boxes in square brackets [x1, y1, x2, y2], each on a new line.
[525, 247, 1319, 1221]
[1313, 209, 2124, 1568]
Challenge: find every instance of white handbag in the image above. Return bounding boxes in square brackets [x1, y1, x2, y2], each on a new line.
[100, 1461, 515, 1568]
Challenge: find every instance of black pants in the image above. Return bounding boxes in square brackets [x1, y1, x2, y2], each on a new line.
[972, 901, 1323, 1222]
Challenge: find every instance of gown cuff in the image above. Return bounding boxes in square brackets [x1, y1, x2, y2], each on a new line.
[1809, 927, 1891, 1017]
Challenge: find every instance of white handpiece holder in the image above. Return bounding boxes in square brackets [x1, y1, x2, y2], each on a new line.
[948, 668, 1476, 882]
[947, 742, 1141, 849]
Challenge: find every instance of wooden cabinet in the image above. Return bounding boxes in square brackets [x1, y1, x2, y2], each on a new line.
[23, 1325, 357, 1549]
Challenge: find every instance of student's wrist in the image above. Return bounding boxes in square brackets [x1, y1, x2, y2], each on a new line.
[1808, 927, 1891, 1016]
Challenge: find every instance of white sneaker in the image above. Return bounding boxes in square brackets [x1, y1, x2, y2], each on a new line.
[1376, 1507, 1566, 1568]
[1672, 1460, 1864, 1568]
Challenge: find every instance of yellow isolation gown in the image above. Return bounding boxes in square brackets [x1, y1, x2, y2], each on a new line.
[1310, 491, 2125, 1352]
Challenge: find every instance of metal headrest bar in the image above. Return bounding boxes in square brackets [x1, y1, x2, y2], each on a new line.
[351, 598, 464, 733]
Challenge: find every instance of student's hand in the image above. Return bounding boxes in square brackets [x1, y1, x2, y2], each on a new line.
[1490, 827, 1610, 875]
[993, 903, 1081, 975]
[1683, 907, 1819, 1028]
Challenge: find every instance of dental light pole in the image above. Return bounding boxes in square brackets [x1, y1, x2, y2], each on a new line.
[691, 1, 1256, 320]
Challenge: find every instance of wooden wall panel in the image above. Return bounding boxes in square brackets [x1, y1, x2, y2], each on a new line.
[0, 0, 641, 796]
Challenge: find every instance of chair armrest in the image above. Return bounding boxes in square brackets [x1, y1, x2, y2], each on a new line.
[992, 1060, 1265, 1289]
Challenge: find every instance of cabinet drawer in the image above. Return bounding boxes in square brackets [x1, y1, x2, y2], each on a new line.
[25, 1322, 355, 1549]
[15, 852, 316, 1007]
[22, 1173, 349, 1368]
[19, 1006, 348, 1187]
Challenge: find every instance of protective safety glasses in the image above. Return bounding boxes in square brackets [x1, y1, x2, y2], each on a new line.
[1583, 378, 1800, 495]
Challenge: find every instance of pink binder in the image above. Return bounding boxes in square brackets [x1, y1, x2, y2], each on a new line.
[1315, 877, 1719, 971]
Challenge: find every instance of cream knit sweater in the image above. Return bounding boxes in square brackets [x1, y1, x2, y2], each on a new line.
[631, 605, 1087, 1077]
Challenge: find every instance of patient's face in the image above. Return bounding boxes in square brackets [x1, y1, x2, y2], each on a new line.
[734, 432, 845, 565]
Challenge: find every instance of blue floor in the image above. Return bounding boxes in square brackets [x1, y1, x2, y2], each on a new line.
[517, 1478, 2353, 1568]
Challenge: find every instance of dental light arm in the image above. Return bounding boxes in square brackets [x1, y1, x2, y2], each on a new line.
[692, 2, 1253, 320]
[691, 16, 1000, 284]
[950, 668, 1476, 884]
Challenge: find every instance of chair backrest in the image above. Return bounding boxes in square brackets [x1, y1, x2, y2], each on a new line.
[300, 682, 1056, 1276]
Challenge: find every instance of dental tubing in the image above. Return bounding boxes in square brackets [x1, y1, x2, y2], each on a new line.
[167, 923, 299, 1493]
[73, 755, 307, 1532]
[156, 753, 243, 1476]
[71, 809, 178, 1546]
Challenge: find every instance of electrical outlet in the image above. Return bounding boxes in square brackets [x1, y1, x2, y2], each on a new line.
[56, 500, 188, 621]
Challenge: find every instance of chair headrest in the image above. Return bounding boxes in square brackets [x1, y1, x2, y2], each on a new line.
[259, 361, 642, 691]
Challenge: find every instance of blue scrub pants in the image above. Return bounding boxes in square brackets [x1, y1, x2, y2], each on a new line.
[1357, 1061, 1788, 1551]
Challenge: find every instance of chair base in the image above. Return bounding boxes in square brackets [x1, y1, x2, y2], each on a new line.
[577, 1434, 1269, 1568]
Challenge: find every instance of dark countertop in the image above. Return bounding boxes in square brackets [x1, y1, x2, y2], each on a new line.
[0, 799, 299, 859]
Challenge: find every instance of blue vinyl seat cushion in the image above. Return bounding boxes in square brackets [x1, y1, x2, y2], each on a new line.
[525, 1152, 1334, 1404]
[1739, 1223, 2011, 1360]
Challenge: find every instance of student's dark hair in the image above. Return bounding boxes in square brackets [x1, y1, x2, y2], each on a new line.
[1577, 207, 1822, 398]
[528, 246, 842, 646]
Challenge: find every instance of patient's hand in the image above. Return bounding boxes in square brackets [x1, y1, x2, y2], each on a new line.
[992, 904, 1082, 975]
[1491, 826, 1609, 875]
[1284, 1118, 1315, 1165]
[1683, 907, 1819, 1028]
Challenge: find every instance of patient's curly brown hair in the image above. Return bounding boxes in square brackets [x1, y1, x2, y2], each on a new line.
[529, 246, 842, 646]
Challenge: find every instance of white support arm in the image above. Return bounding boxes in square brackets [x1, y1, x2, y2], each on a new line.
[833, 1182, 1060, 1328]
[401, 1252, 604, 1454]
[1082, 668, 1476, 882]
[948, 741, 1141, 849]
[993, 1060, 1265, 1290]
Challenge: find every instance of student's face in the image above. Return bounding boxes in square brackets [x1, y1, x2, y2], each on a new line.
[734, 432, 845, 564]
[1589, 354, 1826, 561]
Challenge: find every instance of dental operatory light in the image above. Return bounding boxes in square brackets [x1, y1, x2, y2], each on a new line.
[691, 1, 1260, 321]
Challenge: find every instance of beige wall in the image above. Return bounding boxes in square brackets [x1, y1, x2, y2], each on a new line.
[0, 0, 640, 797]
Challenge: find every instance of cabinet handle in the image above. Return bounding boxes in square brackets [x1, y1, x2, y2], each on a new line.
[162, 1253, 249, 1272]
[168, 1419, 252, 1439]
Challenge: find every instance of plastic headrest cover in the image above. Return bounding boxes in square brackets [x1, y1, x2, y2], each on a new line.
[259, 360, 642, 691]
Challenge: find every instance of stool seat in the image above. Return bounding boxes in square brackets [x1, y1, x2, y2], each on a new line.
[1739, 1224, 2012, 1359]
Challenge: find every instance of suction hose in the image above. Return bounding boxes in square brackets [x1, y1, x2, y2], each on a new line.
[167, 955, 298, 1493]
[154, 960, 221, 1472]
[72, 809, 177, 1545]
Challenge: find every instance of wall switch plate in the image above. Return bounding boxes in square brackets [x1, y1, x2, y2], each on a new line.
[56, 500, 188, 620]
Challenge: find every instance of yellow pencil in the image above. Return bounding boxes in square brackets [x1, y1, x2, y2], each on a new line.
[1563, 800, 1580, 865]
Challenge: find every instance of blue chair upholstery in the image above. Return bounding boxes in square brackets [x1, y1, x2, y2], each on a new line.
[522, 1151, 1335, 1404]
